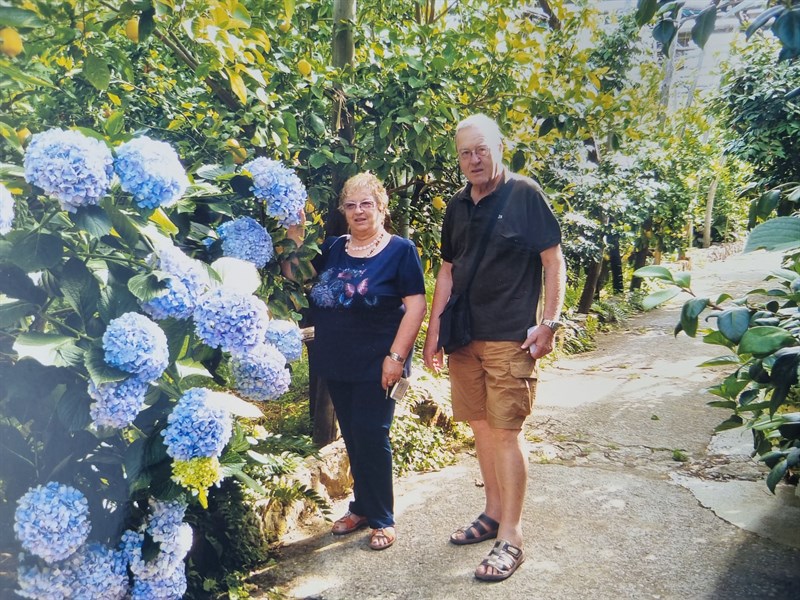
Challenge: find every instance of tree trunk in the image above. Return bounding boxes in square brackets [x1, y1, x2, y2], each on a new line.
[311, 0, 358, 448]
[630, 219, 653, 291]
[607, 235, 624, 293]
[326, 0, 356, 238]
[578, 259, 603, 314]
[703, 173, 721, 248]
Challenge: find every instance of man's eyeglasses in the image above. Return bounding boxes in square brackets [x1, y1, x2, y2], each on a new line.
[457, 145, 492, 161]
[341, 200, 377, 212]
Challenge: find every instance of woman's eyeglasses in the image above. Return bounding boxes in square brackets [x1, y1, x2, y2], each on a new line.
[341, 200, 377, 212]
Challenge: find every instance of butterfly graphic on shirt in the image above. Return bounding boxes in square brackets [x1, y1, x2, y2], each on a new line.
[336, 268, 376, 307]
[310, 267, 377, 308]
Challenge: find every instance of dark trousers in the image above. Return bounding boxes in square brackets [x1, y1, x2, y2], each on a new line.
[328, 380, 396, 529]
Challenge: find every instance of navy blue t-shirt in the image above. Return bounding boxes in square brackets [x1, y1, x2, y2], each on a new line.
[309, 234, 425, 382]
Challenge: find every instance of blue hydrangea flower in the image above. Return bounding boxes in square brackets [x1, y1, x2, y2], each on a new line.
[132, 569, 187, 600]
[0, 182, 14, 235]
[16, 560, 72, 599]
[114, 136, 190, 210]
[162, 388, 233, 460]
[141, 243, 211, 320]
[147, 499, 187, 545]
[217, 216, 274, 268]
[63, 542, 128, 599]
[23, 128, 114, 213]
[243, 157, 306, 227]
[230, 343, 291, 402]
[88, 376, 149, 429]
[14, 482, 91, 564]
[103, 312, 169, 383]
[122, 528, 189, 599]
[266, 319, 303, 362]
[193, 288, 269, 355]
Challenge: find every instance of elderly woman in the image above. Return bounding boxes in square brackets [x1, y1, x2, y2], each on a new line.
[308, 172, 426, 550]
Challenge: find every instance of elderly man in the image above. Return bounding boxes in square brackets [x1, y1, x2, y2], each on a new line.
[423, 114, 566, 582]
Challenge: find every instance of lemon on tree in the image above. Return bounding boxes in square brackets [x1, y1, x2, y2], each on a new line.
[278, 17, 291, 32]
[297, 59, 312, 77]
[125, 18, 139, 43]
[225, 139, 247, 164]
[16, 128, 31, 144]
[0, 27, 23, 58]
[432, 195, 446, 211]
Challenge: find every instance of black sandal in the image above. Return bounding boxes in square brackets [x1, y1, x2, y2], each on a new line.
[475, 539, 525, 582]
[449, 512, 499, 545]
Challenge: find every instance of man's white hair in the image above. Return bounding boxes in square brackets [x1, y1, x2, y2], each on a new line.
[455, 114, 504, 144]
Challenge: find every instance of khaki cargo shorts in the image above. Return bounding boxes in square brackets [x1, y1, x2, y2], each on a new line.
[448, 340, 538, 429]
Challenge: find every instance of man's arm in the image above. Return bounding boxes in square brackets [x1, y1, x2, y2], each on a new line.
[422, 261, 453, 372]
[521, 244, 566, 360]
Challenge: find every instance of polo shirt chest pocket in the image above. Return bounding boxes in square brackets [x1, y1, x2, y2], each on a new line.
[495, 220, 536, 256]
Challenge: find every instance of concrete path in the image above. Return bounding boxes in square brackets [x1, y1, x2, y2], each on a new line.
[252, 249, 800, 600]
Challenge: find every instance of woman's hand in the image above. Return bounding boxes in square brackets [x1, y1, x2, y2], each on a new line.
[285, 208, 306, 248]
[381, 356, 404, 391]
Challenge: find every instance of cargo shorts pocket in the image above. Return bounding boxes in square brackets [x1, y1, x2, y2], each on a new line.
[509, 356, 538, 412]
[509, 356, 537, 380]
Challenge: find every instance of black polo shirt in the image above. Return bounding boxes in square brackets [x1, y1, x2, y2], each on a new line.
[440, 171, 562, 341]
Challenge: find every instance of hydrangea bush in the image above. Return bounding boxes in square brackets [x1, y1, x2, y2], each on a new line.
[243, 156, 307, 226]
[0, 127, 317, 598]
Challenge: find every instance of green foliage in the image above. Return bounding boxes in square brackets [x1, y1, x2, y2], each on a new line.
[713, 36, 800, 191]
[636, 236, 800, 494]
[391, 387, 457, 476]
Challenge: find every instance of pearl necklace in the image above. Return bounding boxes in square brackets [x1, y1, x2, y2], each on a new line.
[346, 231, 385, 257]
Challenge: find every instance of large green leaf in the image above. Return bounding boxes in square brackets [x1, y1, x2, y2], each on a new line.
[716, 307, 751, 344]
[127, 272, 168, 302]
[56, 385, 91, 432]
[13, 332, 76, 367]
[653, 19, 677, 53]
[680, 298, 709, 337]
[769, 347, 800, 414]
[0, 298, 35, 327]
[0, 7, 46, 27]
[0, 262, 46, 305]
[642, 287, 680, 310]
[160, 318, 191, 364]
[61, 258, 101, 323]
[756, 189, 781, 220]
[635, 0, 658, 26]
[744, 217, 800, 253]
[98, 283, 141, 325]
[0, 62, 54, 89]
[633, 265, 674, 282]
[766, 458, 788, 493]
[691, 6, 717, 49]
[84, 346, 127, 385]
[83, 54, 111, 91]
[772, 8, 800, 50]
[71, 205, 113, 238]
[103, 199, 141, 248]
[9, 233, 63, 271]
[746, 5, 784, 39]
[738, 326, 797, 358]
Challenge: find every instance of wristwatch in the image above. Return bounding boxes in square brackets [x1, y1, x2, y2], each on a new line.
[388, 351, 406, 363]
[541, 319, 563, 332]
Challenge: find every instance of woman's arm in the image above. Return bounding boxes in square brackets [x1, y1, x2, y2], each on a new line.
[279, 210, 313, 280]
[381, 293, 427, 390]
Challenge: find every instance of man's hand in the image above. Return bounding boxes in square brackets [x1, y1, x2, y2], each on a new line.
[521, 324, 555, 360]
[423, 334, 444, 373]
